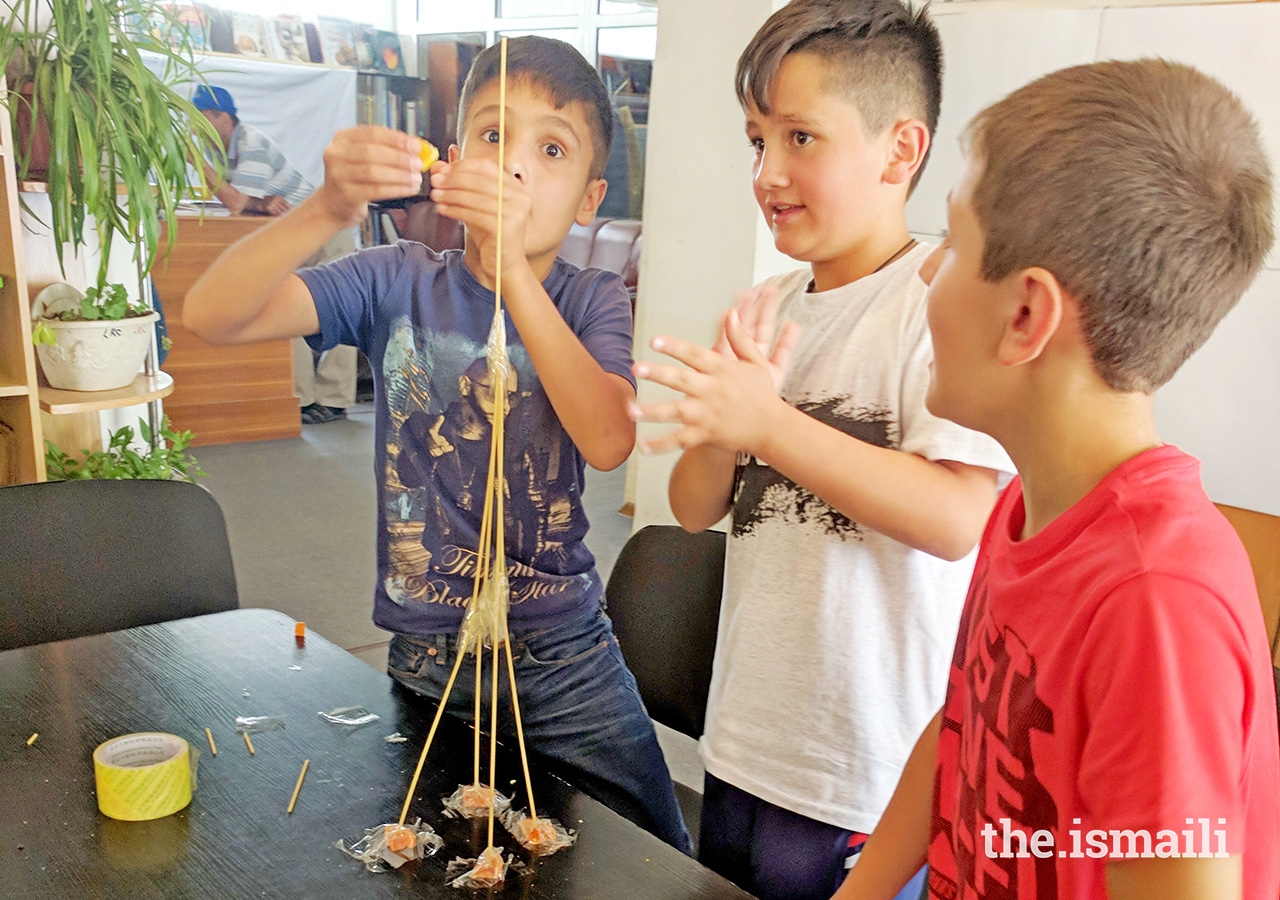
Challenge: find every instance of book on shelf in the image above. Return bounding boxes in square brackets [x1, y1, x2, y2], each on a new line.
[317, 16, 358, 68]
[207, 6, 235, 53]
[304, 23, 323, 64]
[149, 3, 209, 51]
[371, 30, 405, 75]
[354, 24, 376, 71]
[268, 14, 311, 63]
[230, 12, 268, 58]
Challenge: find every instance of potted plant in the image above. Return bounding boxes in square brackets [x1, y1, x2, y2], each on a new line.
[45, 415, 204, 481]
[31, 281, 159, 391]
[0, 0, 223, 285]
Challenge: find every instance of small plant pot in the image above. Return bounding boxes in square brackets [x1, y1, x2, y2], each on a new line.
[35, 311, 159, 392]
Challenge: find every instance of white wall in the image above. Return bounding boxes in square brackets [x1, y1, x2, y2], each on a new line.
[628, 0, 789, 529]
[631, 1, 1280, 527]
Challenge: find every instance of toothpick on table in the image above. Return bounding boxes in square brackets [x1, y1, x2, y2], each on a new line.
[205, 727, 217, 756]
[243, 731, 255, 756]
[287, 759, 310, 815]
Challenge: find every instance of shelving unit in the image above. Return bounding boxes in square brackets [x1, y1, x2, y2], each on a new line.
[0, 79, 46, 484]
[0, 79, 177, 483]
[357, 71, 431, 140]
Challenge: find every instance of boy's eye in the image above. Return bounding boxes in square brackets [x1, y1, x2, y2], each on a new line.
[792, 131, 814, 146]
[481, 129, 500, 144]
[543, 143, 564, 158]
[748, 136, 764, 154]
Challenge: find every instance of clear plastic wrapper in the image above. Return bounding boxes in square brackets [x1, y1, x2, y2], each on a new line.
[384, 732, 408, 743]
[234, 714, 285, 733]
[501, 808, 576, 856]
[442, 782, 512, 820]
[336, 818, 443, 873]
[317, 706, 381, 727]
[446, 845, 512, 889]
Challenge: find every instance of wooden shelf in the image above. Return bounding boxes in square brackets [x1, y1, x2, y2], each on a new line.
[39, 372, 174, 415]
[0, 382, 29, 398]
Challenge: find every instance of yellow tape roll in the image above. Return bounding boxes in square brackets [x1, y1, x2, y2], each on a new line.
[93, 732, 193, 821]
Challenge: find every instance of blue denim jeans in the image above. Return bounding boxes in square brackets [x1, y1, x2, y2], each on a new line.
[700, 772, 927, 900]
[387, 606, 694, 855]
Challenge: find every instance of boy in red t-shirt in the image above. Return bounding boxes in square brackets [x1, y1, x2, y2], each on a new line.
[832, 60, 1280, 900]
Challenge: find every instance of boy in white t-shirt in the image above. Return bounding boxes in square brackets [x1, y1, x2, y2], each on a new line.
[631, 2, 1012, 899]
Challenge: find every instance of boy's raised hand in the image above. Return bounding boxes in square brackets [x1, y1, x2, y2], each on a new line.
[317, 126, 424, 228]
[630, 300, 800, 456]
[429, 157, 532, 282]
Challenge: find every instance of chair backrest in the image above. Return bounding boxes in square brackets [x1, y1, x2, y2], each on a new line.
[0, 480, 239, 651]
[1214, 503, 1280, 737]
[606, 525, 726, 739]
[559, 218, 612, 269]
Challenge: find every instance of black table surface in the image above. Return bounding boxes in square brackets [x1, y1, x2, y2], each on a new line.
[0, 609, 753, 900]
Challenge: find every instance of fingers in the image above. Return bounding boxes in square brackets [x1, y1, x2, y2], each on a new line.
[711, 308, 733, 357]
[324, 127, 422, 196]
[636, 426, 705, 456]
[723, 308, 768, 365]
[753, 283, 781, 348]
[771, 321, 801, 375]
[632, 358, 710, 395]
[644, 334, 727, 375]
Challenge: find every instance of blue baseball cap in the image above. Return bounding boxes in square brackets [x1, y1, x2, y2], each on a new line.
[192, 85, 237, 117]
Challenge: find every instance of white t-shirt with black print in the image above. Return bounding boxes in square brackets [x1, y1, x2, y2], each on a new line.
[700, 245, 1014, 834]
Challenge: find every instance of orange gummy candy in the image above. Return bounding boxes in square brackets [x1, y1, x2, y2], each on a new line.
[471, 847, 506, 882]
[419, 140, 440, 172]
[517, 817, 558, 847]
[460, 784, 493, 812]
[384, 825, 416, 854]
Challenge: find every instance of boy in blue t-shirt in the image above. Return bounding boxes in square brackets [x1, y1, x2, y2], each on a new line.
[184, 36, 692, 853]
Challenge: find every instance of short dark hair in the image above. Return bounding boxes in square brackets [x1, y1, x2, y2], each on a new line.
[457, 36, 614, 181]
[965, 59, 1274, 393]
[736, 0, 942, 192]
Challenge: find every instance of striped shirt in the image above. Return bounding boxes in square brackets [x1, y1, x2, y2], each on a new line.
[227, 123, 313, 207]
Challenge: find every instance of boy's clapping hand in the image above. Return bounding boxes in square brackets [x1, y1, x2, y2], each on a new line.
[318, 126, 425, 228]
[429, 157, 533, 282]
[630, 285, 800, 456]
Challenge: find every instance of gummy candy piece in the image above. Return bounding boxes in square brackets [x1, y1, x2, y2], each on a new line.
[420, 140, 440, 172]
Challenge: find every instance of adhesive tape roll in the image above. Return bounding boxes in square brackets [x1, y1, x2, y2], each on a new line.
[93, 732, 193, 821]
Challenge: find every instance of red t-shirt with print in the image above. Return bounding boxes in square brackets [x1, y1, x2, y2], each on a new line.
[928, 445, 1280, 900]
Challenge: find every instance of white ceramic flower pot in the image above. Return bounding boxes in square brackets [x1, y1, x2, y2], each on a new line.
[35, 311, 159, 392]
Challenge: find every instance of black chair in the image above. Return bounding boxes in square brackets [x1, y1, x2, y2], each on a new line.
[607, 525, 726, 739]
[0, 480, 239, 651]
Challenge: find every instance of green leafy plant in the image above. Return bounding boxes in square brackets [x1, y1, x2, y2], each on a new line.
[0, 0, 224, 285]
[45, 416, 205, 482]
[31, 282, 151, 345]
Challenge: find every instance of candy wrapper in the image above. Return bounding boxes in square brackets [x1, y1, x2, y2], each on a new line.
[442, 782, 512, 820]
[337, 819, 444, 873]
[501, 808, 576, 857]
[446, 845, 515, 889]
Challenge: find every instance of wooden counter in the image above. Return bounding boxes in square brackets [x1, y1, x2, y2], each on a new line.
[155, 215, 300, 446]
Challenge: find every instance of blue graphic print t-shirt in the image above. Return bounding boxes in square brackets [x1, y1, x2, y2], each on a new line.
[299, 244, 635, 636]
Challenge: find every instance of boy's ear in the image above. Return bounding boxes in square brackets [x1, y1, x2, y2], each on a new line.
[997, 267, 1065, 368]
[574, 178, 608, 227]
[883, 118, 930, 188]
[448, 144, 461, 164]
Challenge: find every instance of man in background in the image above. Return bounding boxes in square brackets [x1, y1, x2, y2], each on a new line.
[193, 84, 357, 425]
